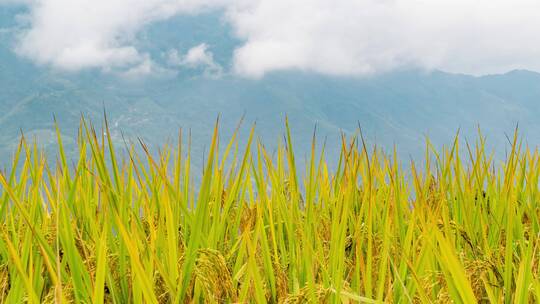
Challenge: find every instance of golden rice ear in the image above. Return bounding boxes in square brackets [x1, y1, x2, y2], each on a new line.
[0, 263, 9, 301]
[194, 249, 235, 302]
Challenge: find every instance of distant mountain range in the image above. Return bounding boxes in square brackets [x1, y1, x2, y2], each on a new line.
[1, 7, 540, 171]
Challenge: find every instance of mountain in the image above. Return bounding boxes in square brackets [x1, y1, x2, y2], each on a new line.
[1, 8, 540, 171]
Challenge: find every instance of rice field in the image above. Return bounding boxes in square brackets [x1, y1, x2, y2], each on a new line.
[0, 119, 539, 303]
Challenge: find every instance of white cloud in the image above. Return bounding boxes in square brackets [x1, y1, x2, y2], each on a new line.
[184, 43, 214, 66]
[167, 43, 223, 76]
[11, 0, 226, 71]
[226, 0, 540, 77]
[119, 55, 176, 79]
[4, 0, 540, 77]
[166, 49, 182, 66]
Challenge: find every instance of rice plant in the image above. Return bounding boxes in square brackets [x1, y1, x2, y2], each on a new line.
[0, 118, 539, 303]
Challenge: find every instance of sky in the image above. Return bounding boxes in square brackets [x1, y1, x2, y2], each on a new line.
[1, 0, 540, 78]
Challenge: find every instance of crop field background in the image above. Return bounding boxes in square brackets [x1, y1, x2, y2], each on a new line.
[0, 119, 539, 303]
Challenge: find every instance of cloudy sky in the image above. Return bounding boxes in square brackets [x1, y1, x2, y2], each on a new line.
[1, 0, 539, 78]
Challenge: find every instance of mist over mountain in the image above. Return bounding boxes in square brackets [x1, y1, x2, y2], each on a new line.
[1, 7, 540, 170]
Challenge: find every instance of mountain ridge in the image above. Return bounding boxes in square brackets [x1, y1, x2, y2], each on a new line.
[1, 9, 540, 169]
